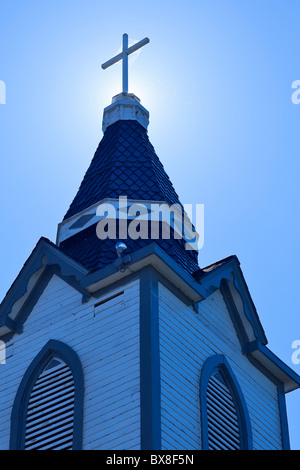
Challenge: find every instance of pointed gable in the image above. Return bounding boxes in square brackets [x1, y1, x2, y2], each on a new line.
[0, 237, 88, 339]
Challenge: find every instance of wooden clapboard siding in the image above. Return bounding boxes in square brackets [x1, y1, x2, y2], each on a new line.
[0, 275, 140, 450]
[158, 283, 282, 450]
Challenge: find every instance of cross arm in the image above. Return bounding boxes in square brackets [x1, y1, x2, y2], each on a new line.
[101, 52, 123, 70]
[126, 37, 149, 56]
[101, 37, 150, 70]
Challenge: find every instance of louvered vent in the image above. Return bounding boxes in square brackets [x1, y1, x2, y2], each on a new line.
[206, 371, 241, 450]
[24, 358, 75, 450]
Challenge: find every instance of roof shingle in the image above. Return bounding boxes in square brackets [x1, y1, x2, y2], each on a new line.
[61, 119, 199, 275]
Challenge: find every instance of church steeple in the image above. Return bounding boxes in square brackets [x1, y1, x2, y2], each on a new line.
[1, 34, 299, 453]
[57, 34, 199, 276]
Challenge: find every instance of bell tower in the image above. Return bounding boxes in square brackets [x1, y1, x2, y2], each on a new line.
[0, 34, 299, 451]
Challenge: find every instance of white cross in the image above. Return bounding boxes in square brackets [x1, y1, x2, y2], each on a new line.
[101, 33, 149, 94]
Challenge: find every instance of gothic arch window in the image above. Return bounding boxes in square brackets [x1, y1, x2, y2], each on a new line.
[10, 340, 84, 450]
[200, 354, 252, 450]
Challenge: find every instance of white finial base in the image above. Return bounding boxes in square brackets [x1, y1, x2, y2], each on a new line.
[102, 93, 149, 133]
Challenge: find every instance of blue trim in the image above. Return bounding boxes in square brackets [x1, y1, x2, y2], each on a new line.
[0, 238, 89, 338]
[243, 340, 300, 449]
[243, 340, 300, 389]
[196, 262, 234, 296]
[0, 315, 19, 333]
[10, 339, 84, 450]
[82, 242, 206, 298]
[139, 267, 161, 450]
[13, 266, 55, 335]
[277, 383, 290, 450]
[200, 354, 253, 450]
[244, 351, 282, 387]
[0, 239, 48, 318]
[13, 264, 89, 334]
[220, 279, 249, 347]
[0, 238, 88, 313]
[230, 265, 267, 345]
[82, 243, 268, 347]
[152, 269, 193, 307]
[91, 263, 193, 309]
[245, 353, 291, 449]
[90, 272, 140, 300]
[196, 256, 267, 345]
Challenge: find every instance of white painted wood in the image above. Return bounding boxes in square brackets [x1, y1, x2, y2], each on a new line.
[0, 267, 285, 451]
[158, 283, 283, 450]
[0, 275, 140, 450]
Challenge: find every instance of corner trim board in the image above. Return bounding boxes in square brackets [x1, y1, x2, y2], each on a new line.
[139, 267, 161, 450]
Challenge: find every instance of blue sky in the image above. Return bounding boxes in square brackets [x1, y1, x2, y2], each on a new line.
[0, 0, 299, 449]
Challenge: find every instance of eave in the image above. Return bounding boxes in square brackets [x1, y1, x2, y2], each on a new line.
[1, 237, 299, 393]
[243, 340, 300, 393]
[82, 242, 206, 303]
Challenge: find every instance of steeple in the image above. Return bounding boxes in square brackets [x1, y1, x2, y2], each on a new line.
[1, 35, 300, 454]
[57, 35, 199, 276]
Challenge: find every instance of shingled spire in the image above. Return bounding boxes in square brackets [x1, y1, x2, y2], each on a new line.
[63, 96, 181, 221]
[57, 36, 199, 275]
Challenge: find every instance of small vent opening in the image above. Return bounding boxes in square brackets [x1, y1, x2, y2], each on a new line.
[94, 290, 124, 309]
